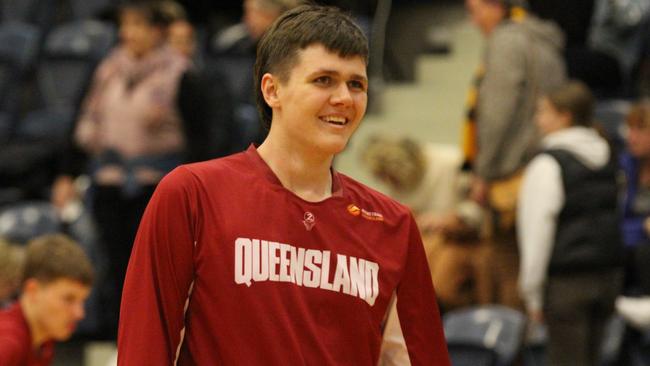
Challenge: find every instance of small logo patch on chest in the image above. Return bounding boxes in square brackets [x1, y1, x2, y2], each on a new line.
[303, 212, 316, 231]
[347, 204, 384, 221]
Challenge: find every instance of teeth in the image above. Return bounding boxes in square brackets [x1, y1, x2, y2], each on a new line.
[323, 116, 347, 125]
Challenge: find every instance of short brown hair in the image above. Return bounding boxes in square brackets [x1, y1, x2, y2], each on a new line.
[257, 0, 303, 14]
[546, 80, 595, 127]
[121, 0, 179, 28]
[254, 4, 369, 130]
[0, 238, 25, 295]
[158, 0, 187, 23]
[22, 234, 94, 287]
[627, 98, 650, 128]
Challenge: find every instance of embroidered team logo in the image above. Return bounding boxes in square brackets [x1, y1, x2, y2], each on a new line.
[303, 212, 316, 231]
[347, 204, 384, 222]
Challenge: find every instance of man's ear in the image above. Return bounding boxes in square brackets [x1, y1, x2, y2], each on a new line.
[22, 278, 40, 298]
[261, 73, 281, 108]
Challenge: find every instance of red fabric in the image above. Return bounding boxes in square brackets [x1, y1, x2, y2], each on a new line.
[118, 146, 450, 365]
[0, 303, 55, 366]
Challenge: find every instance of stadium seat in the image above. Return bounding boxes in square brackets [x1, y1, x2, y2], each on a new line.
[522, 322, 548, 366]
[0, 22, 40, 70]
[204, 54, 254, 105]
[594, 99, 632, 153]
[68, 0, 112, 20]
[44, 19, 115, 59]
[0, 22, 41, 129]
[444, 305, 527, 366]
[0, 201, 60, 243]
[1, 0, 55, 29]
[203, 54, 258, 150]
[15, 20, 115, 141]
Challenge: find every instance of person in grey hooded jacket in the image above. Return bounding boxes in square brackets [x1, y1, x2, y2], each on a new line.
[464, 0, 567, 309]
[467, 0, 567, 191]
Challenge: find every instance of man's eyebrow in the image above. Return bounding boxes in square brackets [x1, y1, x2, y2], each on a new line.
[309, 69, 368, 83]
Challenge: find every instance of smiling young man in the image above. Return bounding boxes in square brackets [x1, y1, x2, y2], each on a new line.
[118, 5, 450, 365]
[0, 234, 94, 366]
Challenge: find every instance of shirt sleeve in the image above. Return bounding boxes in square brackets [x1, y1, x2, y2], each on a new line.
[0, 336, 25, 366]
[117, 166, 197, 365]
[395, 214, 451, 365]
[516, 155, 564, 312]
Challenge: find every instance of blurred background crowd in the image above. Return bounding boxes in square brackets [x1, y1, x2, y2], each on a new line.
[0, 0, 649, 365]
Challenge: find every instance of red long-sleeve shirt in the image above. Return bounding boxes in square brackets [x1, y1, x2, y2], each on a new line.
[0, 303, 54, 366]
[118, 146, 450, 365]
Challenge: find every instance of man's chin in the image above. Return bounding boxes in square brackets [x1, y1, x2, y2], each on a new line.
[321, 137, 351, 155]
[54, 328, 76, 341]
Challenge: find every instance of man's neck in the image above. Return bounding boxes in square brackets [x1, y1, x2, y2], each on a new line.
[19, 297, 48, 349]
[257, 139, 334, 202]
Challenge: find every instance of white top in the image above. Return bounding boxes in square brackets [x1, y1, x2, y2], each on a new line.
[517, 126, 610, 312]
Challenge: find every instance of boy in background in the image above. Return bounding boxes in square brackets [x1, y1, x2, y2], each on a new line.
[0, 234, 94, 366]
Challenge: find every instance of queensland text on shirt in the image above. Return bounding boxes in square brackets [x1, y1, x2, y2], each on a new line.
[234, 237, 380, 305]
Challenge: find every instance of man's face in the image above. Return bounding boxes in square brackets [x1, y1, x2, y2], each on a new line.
[30, 278, 91, 341]
[168, 20, 196, 58]
[120, 10, 162, 58]
[627, 120, 650, 158]
[267, 44, 368, 156]
[465, 0, 505, 36]
[535, 97, 569, 136]
[244, 0, 281, 40]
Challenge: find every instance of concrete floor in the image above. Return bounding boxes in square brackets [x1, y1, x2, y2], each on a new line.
[54, 3, 483, 365]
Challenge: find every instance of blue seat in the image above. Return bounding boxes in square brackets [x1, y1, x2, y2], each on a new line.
[0, 22, 40, 139]
[444, 305, 527, 366]
[15, 20, 115, 141]
[68, 0, 112, 20]
[203, 54, 259, 150]
[204, 54, 255, 104]
[0, 201, 60, 243]
[43, 20, 115, 60]
[0, 22, 41, 113]
[522, 322, 548, 366]
[594, 99, 632, 152]
[1, 0, 36, 22]
[1, 0, 56, 29]
[448, 344, 497, 366]
[0, 22, 40, 69]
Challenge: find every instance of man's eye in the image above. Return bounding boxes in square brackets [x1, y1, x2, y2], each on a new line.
[314, 76, 331, 85]
[348, 80, 366, 91]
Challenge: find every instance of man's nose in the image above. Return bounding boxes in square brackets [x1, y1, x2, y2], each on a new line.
[331, 83, 353, 106]
[73, 301, 86, 320]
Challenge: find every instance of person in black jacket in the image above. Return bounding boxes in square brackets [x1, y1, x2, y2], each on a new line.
[517, 81, 624, 366]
